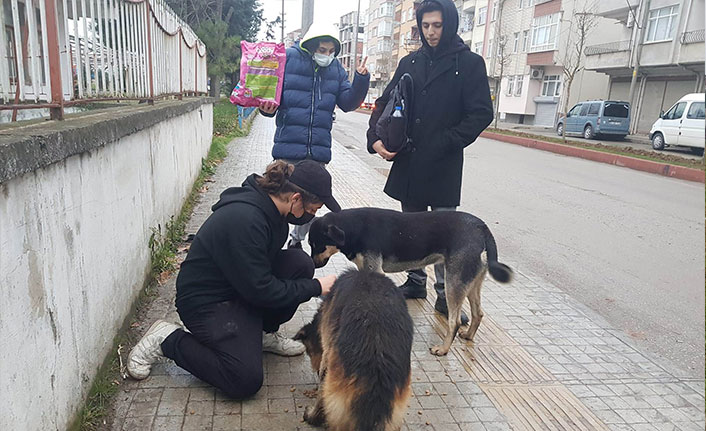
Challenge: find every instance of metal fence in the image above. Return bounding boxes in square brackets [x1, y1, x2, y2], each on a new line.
[0, 0, 207, 120]
[585, 40, 632, 56]
[681, 29, 705, 45]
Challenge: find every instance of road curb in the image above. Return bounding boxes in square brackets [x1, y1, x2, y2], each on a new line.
[481, 131, 705, 183]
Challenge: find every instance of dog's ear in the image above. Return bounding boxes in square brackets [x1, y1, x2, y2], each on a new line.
[326, 225, 345, 246]
[294, 324, 310, 341]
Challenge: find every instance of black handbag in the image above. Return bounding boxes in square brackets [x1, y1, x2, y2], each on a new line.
[375, 73, 415, 154]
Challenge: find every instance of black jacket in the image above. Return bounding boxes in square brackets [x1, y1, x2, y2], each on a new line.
[367, 0, 493, 207]
[175, 175, 321, 315]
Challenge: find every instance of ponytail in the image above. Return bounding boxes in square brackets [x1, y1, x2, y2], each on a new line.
[257, 161, 323, 207]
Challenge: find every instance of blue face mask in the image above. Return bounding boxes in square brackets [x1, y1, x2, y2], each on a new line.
[313, 52, 335, 68]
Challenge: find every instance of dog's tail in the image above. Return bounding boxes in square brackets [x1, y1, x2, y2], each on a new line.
[483, 225, 513, 283]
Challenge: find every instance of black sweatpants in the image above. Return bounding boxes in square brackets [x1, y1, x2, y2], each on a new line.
[161, 249, 315, 399]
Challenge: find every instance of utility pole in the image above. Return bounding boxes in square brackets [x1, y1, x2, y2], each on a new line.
[628, 0, 651, 133]
[351, 0, 361, 80]
[281, 0, 285, 44]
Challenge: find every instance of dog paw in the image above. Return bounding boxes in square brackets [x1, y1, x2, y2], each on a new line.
[430, 345, 450, 356]
[458, 331, 474, 341]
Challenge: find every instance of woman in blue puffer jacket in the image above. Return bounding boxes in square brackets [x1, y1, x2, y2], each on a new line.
[260, 23, 370, 248]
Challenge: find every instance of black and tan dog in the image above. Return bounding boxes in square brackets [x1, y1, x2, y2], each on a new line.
[294, 270, 413, 431]
[308, 208, 513, 356]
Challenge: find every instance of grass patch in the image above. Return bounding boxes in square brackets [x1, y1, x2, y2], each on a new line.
[485, 127, 704, 170]
[70, 99, 257, 431]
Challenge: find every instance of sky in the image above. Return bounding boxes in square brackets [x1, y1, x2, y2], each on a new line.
[258, 0, 371, 40]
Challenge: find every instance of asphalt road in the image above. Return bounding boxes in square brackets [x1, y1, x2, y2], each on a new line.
[332, 110, 705, 378]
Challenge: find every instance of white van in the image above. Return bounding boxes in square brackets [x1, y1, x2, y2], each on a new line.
[649, 93, 705, 155]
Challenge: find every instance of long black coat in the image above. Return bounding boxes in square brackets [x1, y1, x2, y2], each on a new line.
[367, 0, 493, 207]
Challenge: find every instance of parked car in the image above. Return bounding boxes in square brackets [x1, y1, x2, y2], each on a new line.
[360, 101, 375, 110]
[556, 100, 631, 140]
[649, 93, 705, 155]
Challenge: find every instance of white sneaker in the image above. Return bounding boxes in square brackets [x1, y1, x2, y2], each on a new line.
[262, 331, 305, 356]
[127, 320, 180, 380]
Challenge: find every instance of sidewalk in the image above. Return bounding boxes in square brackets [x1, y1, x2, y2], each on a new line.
[107, 116, 705, 431]
[493, 121, 701, 161]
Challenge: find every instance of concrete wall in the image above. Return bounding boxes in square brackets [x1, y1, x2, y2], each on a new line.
[0, 99, 213, 431]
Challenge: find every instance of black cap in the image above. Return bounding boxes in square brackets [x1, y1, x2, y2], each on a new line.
[288, 160, 341, 212]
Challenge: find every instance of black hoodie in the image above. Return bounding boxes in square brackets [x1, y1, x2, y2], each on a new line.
[417, 0, 466, 58]
[175, 175, 321, 315]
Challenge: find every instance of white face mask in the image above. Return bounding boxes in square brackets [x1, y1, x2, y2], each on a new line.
[313, 52, 335, 68]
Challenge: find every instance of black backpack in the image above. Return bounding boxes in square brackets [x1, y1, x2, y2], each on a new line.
[375, 73, 415, 154]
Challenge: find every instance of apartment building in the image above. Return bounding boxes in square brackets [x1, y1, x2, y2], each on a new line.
[339, 11, 366, 78]
[456, 1, 476, 45]
[466, 0, 623, 127]
[392, 0, 422, 67]
[366, 0, 397, 100]
[585, 0, 705, 133]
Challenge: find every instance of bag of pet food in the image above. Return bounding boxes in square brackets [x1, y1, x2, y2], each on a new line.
[230, 41, 286, 108]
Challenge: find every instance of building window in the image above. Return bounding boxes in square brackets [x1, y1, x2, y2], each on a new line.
[461, 11, 474, 33]
[522, 30, 529, 52]
[513, 32, 519, 53]
[380, 2, 394, 17]
[645, 5, 679, 42]
[531, 13, 560, 52]
[380, 21, 393, 37]
[515, 75, 523, 96]
[487, 39, 492, 58]
[491, 2, 498, 21]
[541, 75, 561, 97]
[474, 42, 483, 54]
[506, 76, 514, 96]
[478, 7, 487, 25]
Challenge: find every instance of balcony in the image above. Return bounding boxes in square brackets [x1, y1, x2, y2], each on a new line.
[596, 0, 638, 20]
[404, 37, 421, 49]
[585, 40, 631, 56]
[678, 30, 705, 65]
[526, 50, 557, 66]
[681, 29, 705, 44]
[585, 41, 631, 72]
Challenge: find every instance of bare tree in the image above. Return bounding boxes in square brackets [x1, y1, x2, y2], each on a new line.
[488, 0, 511, 129]
[559, 3, 598, 142]
[492, 34, 512, 129]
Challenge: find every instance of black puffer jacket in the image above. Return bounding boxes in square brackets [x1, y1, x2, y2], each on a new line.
[367, 0, 493, 207]
[175, 175, 321, 315]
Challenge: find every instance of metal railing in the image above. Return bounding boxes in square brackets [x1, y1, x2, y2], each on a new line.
[0, 0, 207, 120]
[585, 40, 631, 56]
[681, 29, 705, 44]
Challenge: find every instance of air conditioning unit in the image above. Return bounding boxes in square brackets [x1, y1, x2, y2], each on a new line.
[530, 68, 544, 80]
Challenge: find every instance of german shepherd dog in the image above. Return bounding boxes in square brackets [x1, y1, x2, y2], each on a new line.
[308, 208, 513, 356]
[294, 270, 414, 431]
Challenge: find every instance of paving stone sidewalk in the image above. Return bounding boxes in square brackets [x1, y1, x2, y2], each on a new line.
[107, 116, 705, 431]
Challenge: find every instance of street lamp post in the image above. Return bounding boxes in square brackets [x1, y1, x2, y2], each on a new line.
[351, 0, 361, 81]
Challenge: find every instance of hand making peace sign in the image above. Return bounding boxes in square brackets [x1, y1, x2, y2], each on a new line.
[357, 56, 369, 75]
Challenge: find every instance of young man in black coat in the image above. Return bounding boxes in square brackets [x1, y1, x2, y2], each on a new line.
[366, 0, 493, 320]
